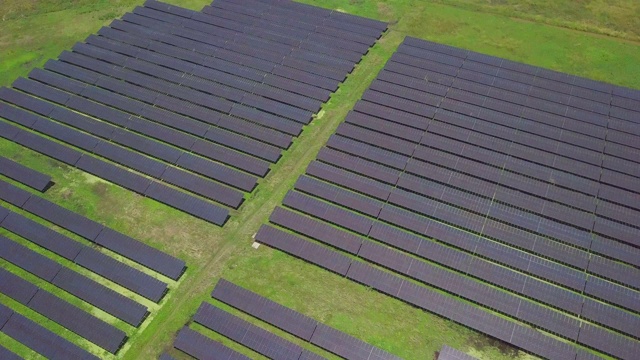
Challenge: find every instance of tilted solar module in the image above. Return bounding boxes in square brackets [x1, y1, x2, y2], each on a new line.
[160, 166, 244, 209]
[0, 157, 52, 192]
[577, 323, 640, 359]
[269, 206, 363, 255]
[282, 190, 373, 236]
[176, 153, 258, 193]
[294, 175, 384, 218]
[76, 155, 152, 195]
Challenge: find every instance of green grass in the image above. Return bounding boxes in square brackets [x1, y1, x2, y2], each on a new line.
[427, 0, 640, 42]
[0, 0, 638, 359]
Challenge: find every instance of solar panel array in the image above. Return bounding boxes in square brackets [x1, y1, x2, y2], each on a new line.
[0, 178, 186, 356]
[257, 36, 640, 360]
[0, 157, 52, 192]
[165, 278, 398, 359]
[0, 0, 386, 227]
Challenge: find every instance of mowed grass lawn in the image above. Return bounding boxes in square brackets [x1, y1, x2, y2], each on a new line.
[0, 0, 637, 359]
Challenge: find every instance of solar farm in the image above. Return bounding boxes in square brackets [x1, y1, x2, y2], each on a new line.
[0, 0, 639, 359]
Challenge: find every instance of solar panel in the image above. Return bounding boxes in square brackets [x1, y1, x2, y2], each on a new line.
[0, 157, 52, 192]
[2, 311, 99, 360]
[74, 247, 168, 303]
[0, 210, 83, 260]
[282, 190, 373, 236]
[173, 327, 250, 360]
[21, 195, 104, 241]
[0, 234, 63, 281]
[211, 279, 318, 341]
[269, 206, 363, 255]
[160, 166, 245, 209]
[0, 267, 38, 305]
[0, 345, 20, 360]
[143, 181, 230, 226]
[52, 267, 149, 327]
[94, 227, 185, 280]
[310, 324, 400, 360]
[577, 323, 640, 359]
[255, 225, 352, 276]
[0, 179, 32, 208]
[76, 155, 152, 195]
[294, 175, 384, 217]
[193, 303, 304, 360]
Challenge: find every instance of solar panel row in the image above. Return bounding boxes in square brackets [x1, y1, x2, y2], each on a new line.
[0, 304, 99, 360]
[269, 34, 639, 358]
[15, 74, 268, 180]
[0, 268, 126, 353]
[210, 279, 401, 360]
[1, 90, 244, 204]
[254, 225, 582, 360]
[193, 302, 309, 360]
[0, 0, 384, 225]
[173, 327, 250, 360]
[0, 156, 52, 192]
[343, 104, 639, 260]
[0, 114, 231, 225]
[0, 181, 187, 279]
[0, 209, 167, 303]
[386, 42, 640, 154]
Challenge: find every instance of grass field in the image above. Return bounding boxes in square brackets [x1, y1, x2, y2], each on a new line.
[0, 0, 637, 359]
